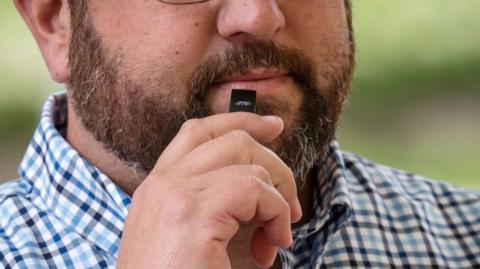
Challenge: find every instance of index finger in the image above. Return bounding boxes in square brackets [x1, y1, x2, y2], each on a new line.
[157, 112, 284, 168]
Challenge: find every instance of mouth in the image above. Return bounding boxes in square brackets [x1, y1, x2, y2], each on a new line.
[213, 68, 290, 84]
[211, 68, 292, 96]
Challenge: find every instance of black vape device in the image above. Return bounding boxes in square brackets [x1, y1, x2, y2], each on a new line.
[229, 89, 256, 113]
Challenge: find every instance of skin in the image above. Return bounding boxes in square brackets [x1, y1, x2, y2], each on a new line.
[14, 0, 351, 268]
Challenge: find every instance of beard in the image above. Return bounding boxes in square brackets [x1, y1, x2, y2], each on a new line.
[67, 3, 354, 186]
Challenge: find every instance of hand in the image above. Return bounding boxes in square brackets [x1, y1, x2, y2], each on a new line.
[117, 113, 302, 269]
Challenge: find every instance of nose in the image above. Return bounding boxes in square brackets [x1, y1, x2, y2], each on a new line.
[216, 0, 286, 41]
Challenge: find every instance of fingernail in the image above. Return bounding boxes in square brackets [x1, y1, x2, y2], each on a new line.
[262, 115, 283, 126]
[295, 199, 303, 221]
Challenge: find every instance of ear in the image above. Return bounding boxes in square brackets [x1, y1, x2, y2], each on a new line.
[14, 0, 71, 83]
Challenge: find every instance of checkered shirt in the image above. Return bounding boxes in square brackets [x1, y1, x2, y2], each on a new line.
[0, 92, 479, 268]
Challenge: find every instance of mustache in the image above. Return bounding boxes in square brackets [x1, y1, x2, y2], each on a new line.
[188, 40, 318, 101]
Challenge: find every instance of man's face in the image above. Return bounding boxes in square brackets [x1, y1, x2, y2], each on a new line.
[68, 0, 354, 183]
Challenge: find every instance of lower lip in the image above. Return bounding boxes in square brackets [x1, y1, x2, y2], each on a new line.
[210, 75, 292, 96]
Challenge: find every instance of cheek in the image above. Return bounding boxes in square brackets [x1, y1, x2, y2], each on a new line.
[283, 2, 350, 55]
[87, 1, 215, 90]
[284, 6, 351, 95]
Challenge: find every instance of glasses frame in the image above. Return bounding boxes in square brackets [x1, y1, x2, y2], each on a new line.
[158, 0, 209, 4]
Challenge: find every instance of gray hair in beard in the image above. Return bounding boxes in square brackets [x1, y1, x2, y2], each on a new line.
[68, 2, 354, 186]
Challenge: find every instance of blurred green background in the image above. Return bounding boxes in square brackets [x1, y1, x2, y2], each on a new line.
[1, 1, 479, 189]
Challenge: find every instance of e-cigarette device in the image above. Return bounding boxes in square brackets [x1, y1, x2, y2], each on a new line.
[229, 89, 257, 113]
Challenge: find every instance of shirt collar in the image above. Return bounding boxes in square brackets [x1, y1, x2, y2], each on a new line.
[19, 92, 131, 257]
[280, 140, 353, 267]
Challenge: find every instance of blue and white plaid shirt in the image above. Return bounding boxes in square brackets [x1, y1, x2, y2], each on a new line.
[1, 92, 479, 268]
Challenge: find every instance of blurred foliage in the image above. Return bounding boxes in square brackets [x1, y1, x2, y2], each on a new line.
[1, 1, 479, 189]
[338, 0, 480, 189]
[350, 0, 480, 108]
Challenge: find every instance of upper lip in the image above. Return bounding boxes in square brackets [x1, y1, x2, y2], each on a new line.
[213, 68, 289, 84]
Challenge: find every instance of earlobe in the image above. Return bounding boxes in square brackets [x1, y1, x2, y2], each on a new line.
[14, 0, 71, 83]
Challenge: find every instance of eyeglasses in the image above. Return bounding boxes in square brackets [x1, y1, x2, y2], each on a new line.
[159, 0, 209, 4]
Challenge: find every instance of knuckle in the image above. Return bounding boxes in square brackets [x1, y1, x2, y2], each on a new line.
[229, 129, 254, 146]
[240, 175, 263, 193]
[221, 130, 256, 164]
[180, 118, 214, 141]
[133, 178, 197, 225]
[180, 118, 203, 133]
[249, 165, 270, 181]
[165, 190, 197, 225]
